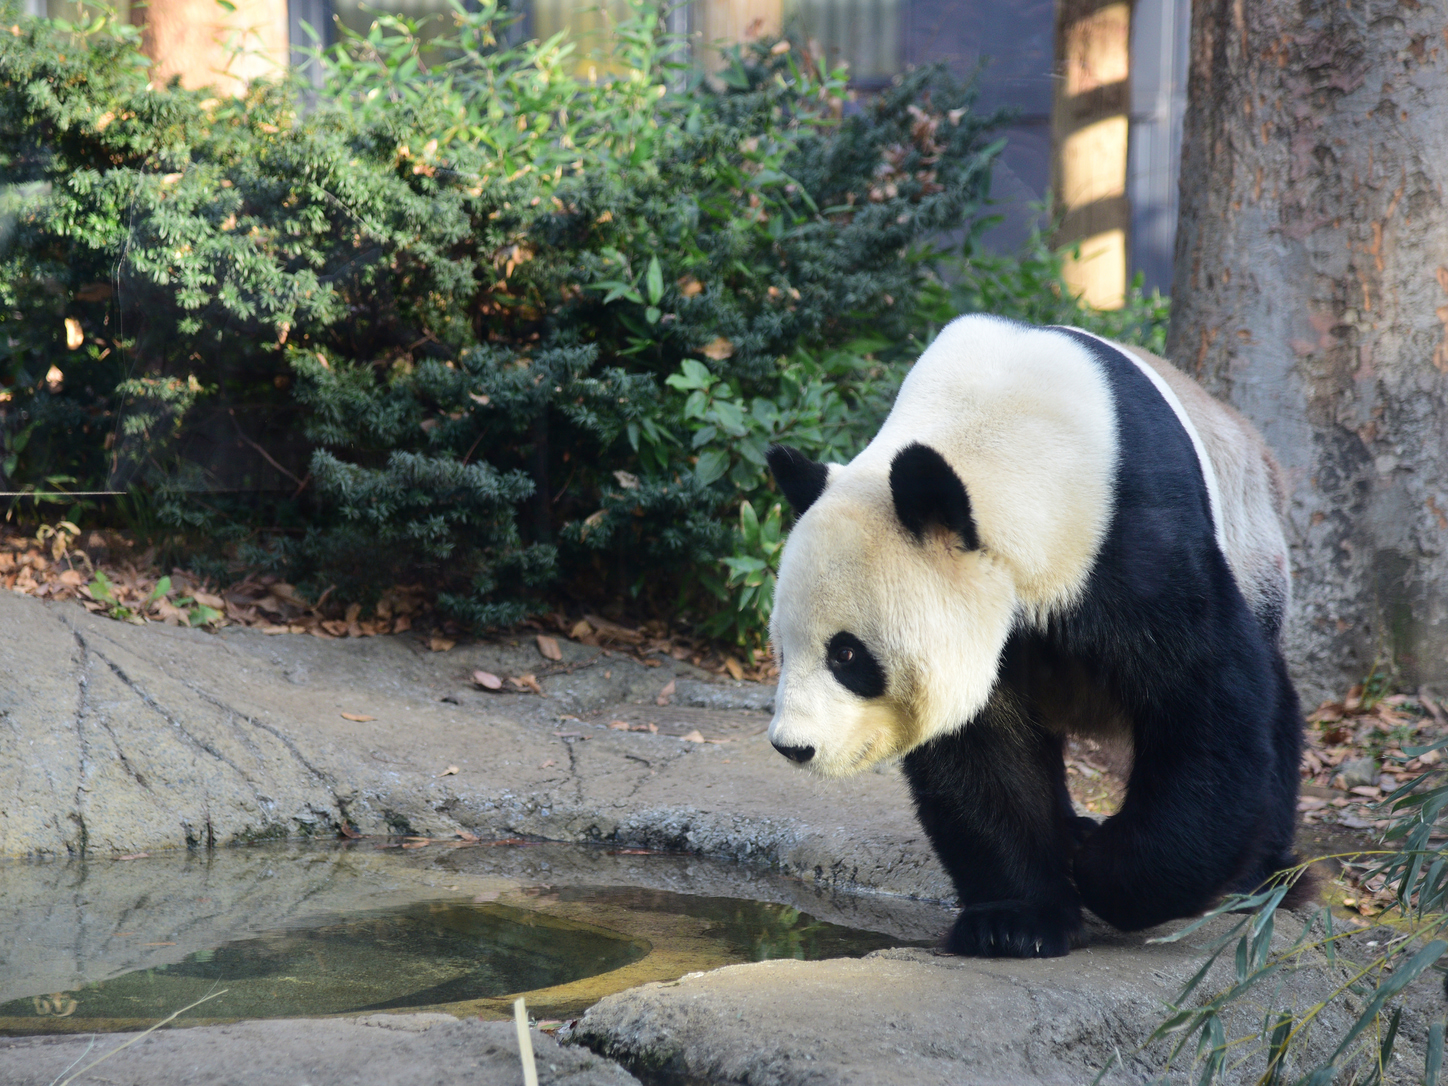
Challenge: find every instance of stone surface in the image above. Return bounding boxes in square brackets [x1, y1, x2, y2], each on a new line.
[1335, 757, 1379, 789]
[569, 920, 1372, 1086]
[0, 592, 946, 905]
[3, 592, 1422, 1086]
[0, 1016, 638, 1086]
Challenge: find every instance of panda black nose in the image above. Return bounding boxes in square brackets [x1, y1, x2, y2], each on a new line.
[772, 741, 815, 764]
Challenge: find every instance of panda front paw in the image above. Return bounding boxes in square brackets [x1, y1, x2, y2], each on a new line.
[944, 901, 1080, 958]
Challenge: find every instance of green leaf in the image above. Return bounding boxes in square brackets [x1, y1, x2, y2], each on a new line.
[1262, 1011, 1292, 1086]
[88, 571, 116, 604]
[646, 255, 663, 306]
[694, 448, 728, 487]
[144, 576, 172, 606]
[739, 499, 759, 538]
[1426, 1020, 1444, 1085]
[1332, 940, 1448, 1062]
[710, 400, 746, 434]
[645, 306, 661, 325]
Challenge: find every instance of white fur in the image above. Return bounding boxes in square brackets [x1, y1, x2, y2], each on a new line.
[769, 316, 1119, 776]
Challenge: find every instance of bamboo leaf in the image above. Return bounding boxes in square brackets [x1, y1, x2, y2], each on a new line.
[1332, 941, 1448, 1062]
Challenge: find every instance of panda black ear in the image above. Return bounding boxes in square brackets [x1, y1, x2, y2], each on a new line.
[766, 444, 830, 515]
[890, 443, 979, 549]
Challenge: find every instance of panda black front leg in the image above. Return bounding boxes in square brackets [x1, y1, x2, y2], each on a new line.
[902, 699, 1083, 958]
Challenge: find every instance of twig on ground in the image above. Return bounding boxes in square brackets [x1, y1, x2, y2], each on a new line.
[514, 996, 539, 1086]
[54, 989, 229, 1086]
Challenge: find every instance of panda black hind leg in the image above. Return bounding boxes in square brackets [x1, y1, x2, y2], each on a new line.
[1067, 601, 1301, 932]
[902, 690, 1084, 958]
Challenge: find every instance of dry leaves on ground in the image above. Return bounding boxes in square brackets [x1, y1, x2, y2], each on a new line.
[8, 529, 777, 687]
[1298, 686, 1448, 837]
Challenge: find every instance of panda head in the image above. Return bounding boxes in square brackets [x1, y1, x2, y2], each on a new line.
[765, 442, 1019, 777]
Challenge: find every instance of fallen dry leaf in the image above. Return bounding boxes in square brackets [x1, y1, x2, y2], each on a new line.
[536, 634, 563, 661]
[680, 729, 706, 743]
[339, 824, 361, 839]
[724, 656, 744, 681]
[701, 336, 734, 361]
[116, 853, 150, 861]
[456, 830, 480, 843]
[570, 619, 593, 640]
[608, 721, 631, 730]
[538, 758, 557, 769]
[429, 636, 456, 652]
[656, 679, 676, 706]
[437, 765, 460, 777]
[473, 669, 503, 690]
[58, 569, 85, 587]
[401, 838, 432, 849]
[340, 712, 375, 722]
[508, 674, 545, 695]
[582, 613, 642, 644]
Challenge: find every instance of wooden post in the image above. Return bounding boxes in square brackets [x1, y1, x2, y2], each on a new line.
[1051, 0, 1132, 310]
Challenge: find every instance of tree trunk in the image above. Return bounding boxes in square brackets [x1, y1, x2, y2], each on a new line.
[135, 0, 289, 94]
[1168, 0, 1448, 703]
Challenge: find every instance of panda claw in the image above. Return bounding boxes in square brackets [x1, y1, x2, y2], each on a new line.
[944, 902, 1079, 959]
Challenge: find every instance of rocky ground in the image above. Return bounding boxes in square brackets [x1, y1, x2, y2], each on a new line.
[2, 590, 1444, 1085]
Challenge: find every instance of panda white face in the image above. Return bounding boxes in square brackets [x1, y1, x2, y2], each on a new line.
[766, 461, 1019, 778]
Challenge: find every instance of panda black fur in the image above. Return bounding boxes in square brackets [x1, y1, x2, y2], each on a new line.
[765, 315, 1303, 958]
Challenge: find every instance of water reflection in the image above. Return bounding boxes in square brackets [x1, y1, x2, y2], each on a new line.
[1, 901, 646, 1024]
[0, 848, 933, 1034]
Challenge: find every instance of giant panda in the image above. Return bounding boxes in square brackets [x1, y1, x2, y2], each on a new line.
[764, 314, 1303, 958]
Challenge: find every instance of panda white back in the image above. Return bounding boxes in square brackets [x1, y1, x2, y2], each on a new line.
[857, 315, 1120, 621]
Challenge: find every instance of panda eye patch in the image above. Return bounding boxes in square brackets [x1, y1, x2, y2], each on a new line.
[825, 632, 886, 699]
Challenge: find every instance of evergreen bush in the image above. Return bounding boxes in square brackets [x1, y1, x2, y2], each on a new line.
[0, 3, 1166, 645]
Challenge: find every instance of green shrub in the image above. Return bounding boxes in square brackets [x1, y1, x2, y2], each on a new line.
[0, 4, 1166, 646]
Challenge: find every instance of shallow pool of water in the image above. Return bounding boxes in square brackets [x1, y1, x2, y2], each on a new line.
[0, 841, 948, 1034]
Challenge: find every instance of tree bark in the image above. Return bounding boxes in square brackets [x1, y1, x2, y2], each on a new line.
[135, 0, 289, 93]
[1169, 0, 1448, 702]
